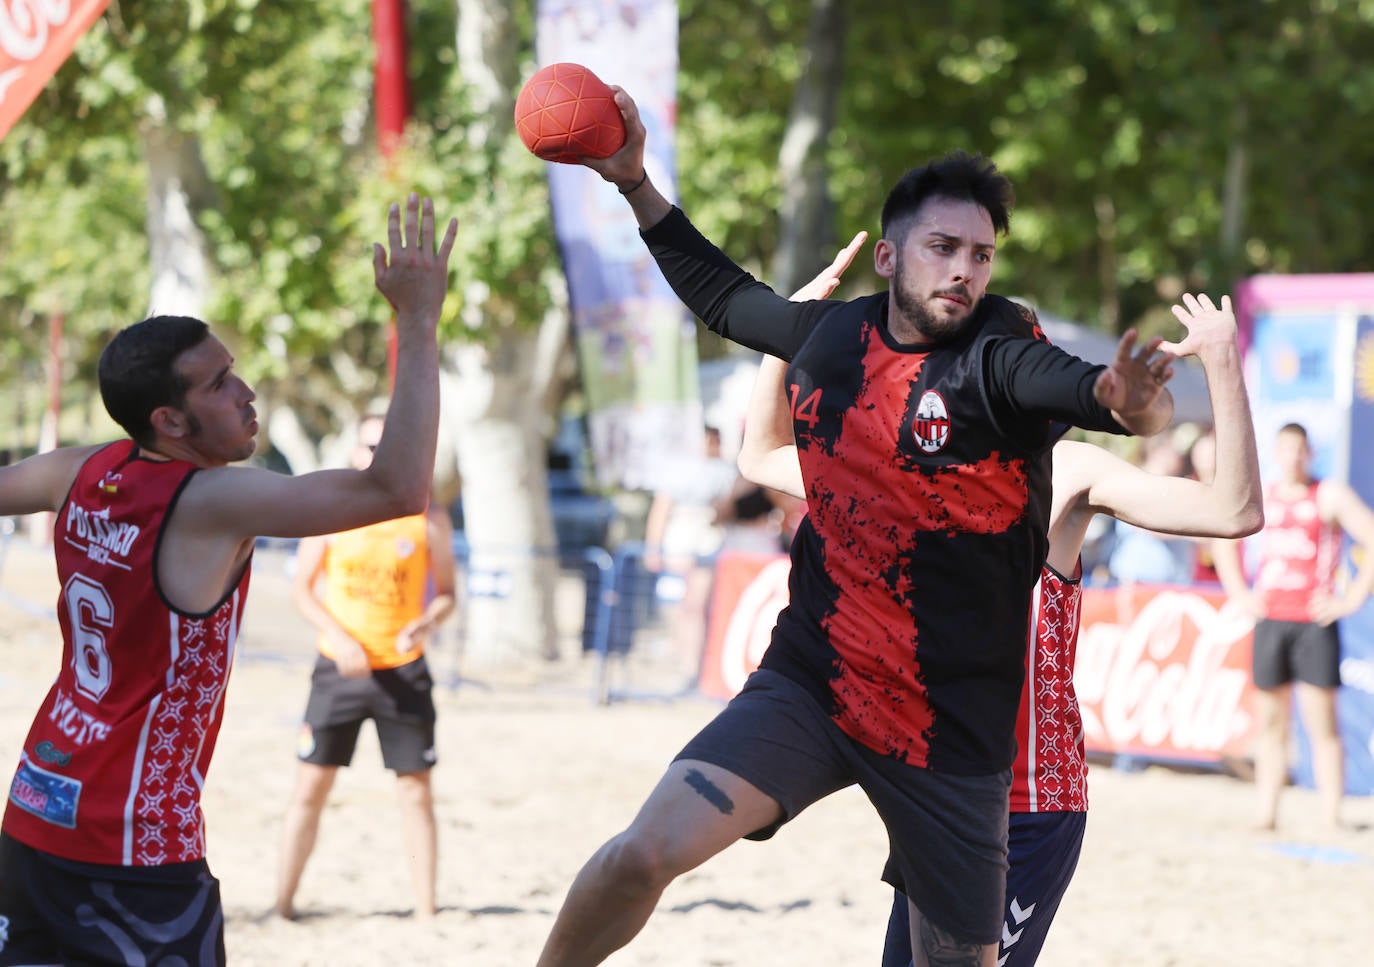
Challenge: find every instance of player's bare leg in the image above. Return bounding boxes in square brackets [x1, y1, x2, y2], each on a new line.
[397, 770, 438, 918]
[1252, 686, 1290, 831]
[275, 762, 338, 918]
[536, 759, 782, 967]
[1295, 683, 1344, 829]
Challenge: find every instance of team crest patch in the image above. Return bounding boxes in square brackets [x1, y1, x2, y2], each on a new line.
[394, 537, 417, 559]
[913, 390, 951, 454]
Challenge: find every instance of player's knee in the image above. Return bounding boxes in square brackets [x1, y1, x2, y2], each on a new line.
[599, 829, 679, 894]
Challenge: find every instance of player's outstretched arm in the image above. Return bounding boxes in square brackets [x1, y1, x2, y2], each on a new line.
[0, 445, 105, 517]
[184, 194, 458, 541]
[1073, 293, 1263, 539]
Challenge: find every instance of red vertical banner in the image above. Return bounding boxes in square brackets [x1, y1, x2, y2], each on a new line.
[0, 0, 114, 141]
[372, 0, 410, 389]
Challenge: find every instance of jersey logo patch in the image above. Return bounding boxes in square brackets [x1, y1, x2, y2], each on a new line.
[10, 753, 81, 829]
[912, 390, 951, 454]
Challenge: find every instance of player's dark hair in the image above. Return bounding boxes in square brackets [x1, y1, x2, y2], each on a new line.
[98, 315, 211, 448]
[1277, 422, 1309, 442]
[880, 150, 1014, 245]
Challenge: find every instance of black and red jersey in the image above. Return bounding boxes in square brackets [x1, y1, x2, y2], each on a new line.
[4, 441, 250, 865]
[645, 207, 1127, 774]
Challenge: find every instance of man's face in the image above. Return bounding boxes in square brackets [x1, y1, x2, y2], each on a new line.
[878, 196, 996, 342]
[171, 336, 258, 466]
[1273, 429, 1311, 482]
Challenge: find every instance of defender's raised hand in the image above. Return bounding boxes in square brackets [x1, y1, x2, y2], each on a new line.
[789, 232, 869, 302]
[1162, 293, 1238, 358]
[372, 193, 458, 323]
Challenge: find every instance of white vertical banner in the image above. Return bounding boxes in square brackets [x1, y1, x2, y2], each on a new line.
[535, 0, 702, 491]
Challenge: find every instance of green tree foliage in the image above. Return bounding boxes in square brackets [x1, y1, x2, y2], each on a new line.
[3, 0, 1373, 446]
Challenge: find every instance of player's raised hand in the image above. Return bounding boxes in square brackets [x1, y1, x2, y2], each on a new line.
[1093, 328, 1176, 419]
[373, 193, 458, 325]
[580, 86, 648, 190]
[1161, 293, 1238, 358]
[789, 232, 869, 302]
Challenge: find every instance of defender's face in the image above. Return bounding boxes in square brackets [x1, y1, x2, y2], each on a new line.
[174, 336, 258, 465]
[878, 197, 997, 342]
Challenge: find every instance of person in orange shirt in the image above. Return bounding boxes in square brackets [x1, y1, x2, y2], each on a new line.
[274, 412, 457, 920]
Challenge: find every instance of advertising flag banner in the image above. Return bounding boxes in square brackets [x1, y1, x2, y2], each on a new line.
[535, 0, 701, 491]
[1235, 274, 1374, 795]
[0, 0, 113, 141]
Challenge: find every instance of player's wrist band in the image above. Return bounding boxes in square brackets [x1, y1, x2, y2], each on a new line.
[618, 170, 649, 195]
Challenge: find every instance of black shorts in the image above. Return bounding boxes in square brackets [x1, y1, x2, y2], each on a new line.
[0, 831, 224, 967]
[882, 811, 1088, 967]
[1251, 618, 1342, 689]
[297, 654, 437, 773]
[676, 669, 1010, 945]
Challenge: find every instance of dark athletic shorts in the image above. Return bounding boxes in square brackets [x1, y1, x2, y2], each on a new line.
[882, 811, 1088, 967]
[0, 831, 224, 967]
[675, 669, 1011, 945]
[1251, 618, 1341, 689]
[298, 654, 437, 773]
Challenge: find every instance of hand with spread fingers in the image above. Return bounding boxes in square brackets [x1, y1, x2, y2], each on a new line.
[372, 193, 458, 326]
[1093, 328, 1176, 435]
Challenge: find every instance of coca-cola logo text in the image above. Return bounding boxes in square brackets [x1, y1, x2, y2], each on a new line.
[1, 1, 72, 62]
[1074, 588, 1256, 758]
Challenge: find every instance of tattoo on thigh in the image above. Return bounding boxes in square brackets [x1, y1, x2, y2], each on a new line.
[919, 918, 985, 967]
[683, 768, 735, 815]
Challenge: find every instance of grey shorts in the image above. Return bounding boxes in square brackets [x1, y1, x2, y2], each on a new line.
[675, 669, 1011, 945]
[1252, 618, 1341, 689]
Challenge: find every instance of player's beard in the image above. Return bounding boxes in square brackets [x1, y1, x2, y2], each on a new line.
[892, 259, 974, 344]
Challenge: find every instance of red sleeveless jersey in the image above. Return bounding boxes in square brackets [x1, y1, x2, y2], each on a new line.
[1010, 562, 1087, 813]
[1254, 482, 1340, 623]
[3, 441, 251, 865]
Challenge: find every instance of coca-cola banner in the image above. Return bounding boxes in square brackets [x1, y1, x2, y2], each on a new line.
[0, 1, 113, 142]
[1075, 585, 1258, 761]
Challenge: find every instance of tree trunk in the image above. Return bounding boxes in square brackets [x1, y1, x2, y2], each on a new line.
[449, 0, 564, 670]
[444, 333, 560, 666]
[769, 0, 845, 295]
[141, 100, 216, 318]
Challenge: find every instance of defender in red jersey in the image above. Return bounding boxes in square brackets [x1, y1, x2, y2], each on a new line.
[741, 286, 1263, 967]
[0, 195, 456, 967]
[537, 93, 1176, 967]
[1214, 423, 1374, 830]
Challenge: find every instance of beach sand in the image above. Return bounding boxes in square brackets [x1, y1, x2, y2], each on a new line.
[1, 537, 1371, 966]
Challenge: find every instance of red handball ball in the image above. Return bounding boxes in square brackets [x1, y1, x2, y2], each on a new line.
[514, 62, 627, 164]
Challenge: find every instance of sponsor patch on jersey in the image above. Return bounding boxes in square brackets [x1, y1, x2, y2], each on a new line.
[10, 753, 81, 829]
[912, 390, 951, 454]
